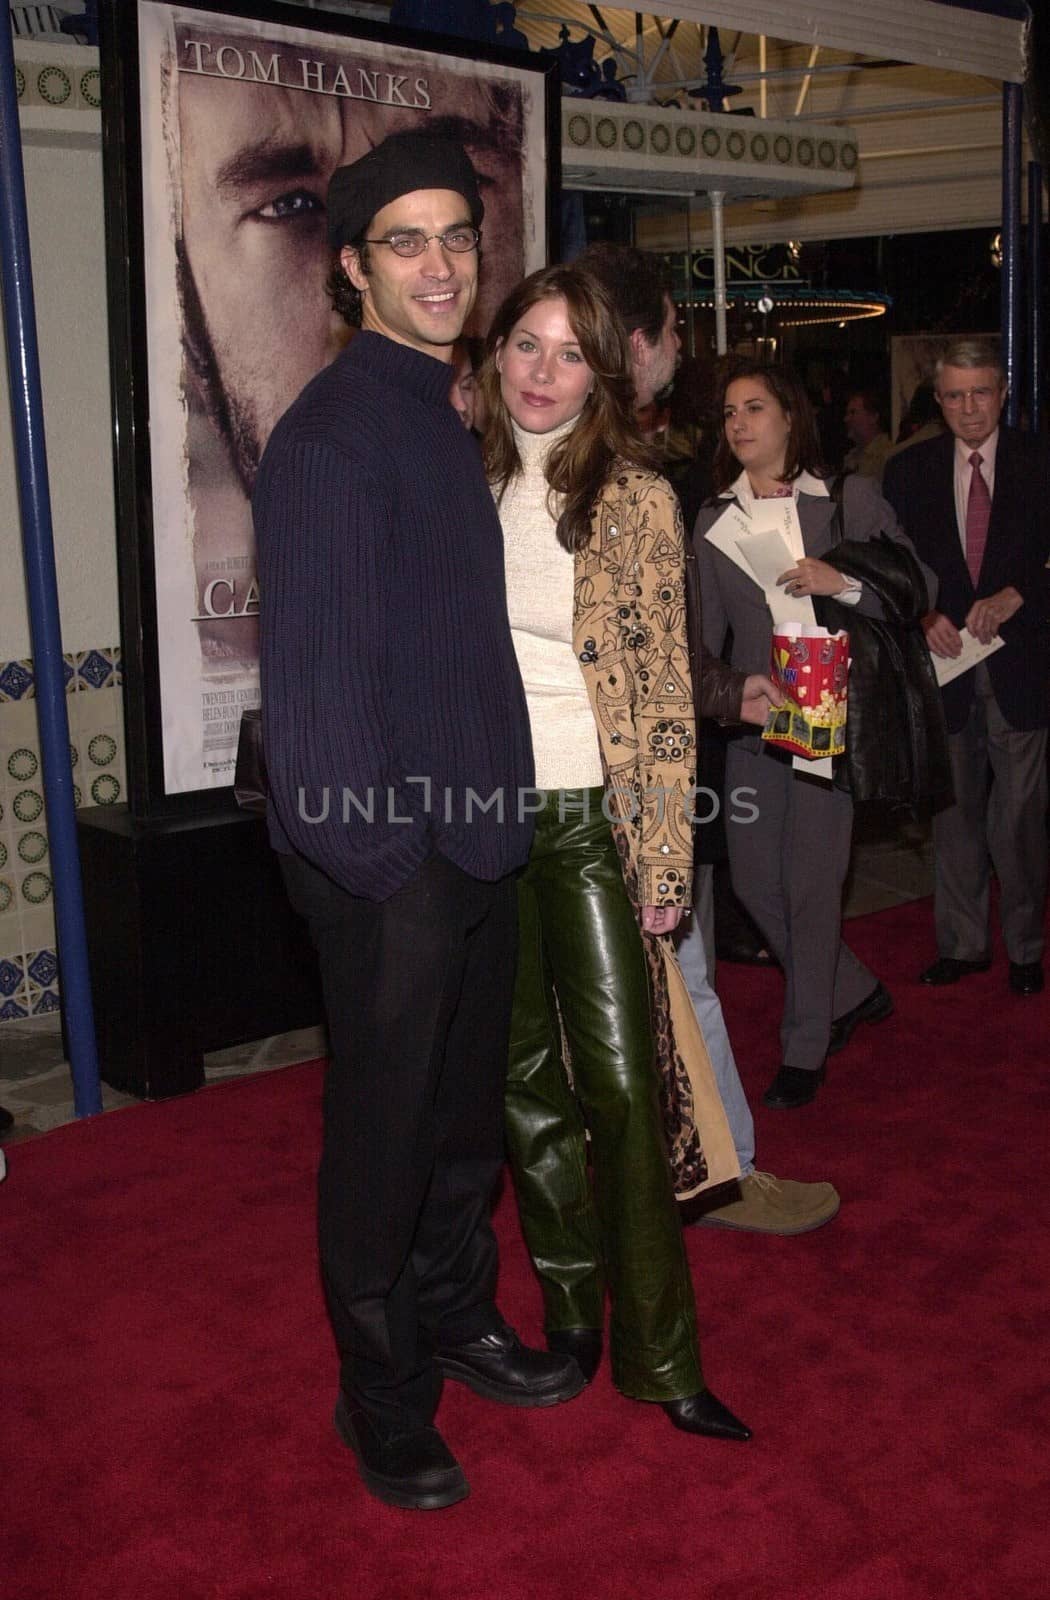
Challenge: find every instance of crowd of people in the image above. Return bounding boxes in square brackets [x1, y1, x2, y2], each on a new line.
[253, 131, 1049, 1511]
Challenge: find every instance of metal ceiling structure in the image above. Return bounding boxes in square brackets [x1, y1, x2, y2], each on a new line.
[330, 0, 1027, 78]
[498, 6, 1030, 246]
[532, 0, 1027, 81]
[311, 1, 1034, 242]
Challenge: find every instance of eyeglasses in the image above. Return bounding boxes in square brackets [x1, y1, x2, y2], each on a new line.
[361, 227, 481, 258]
[938, 386, 1001, 408]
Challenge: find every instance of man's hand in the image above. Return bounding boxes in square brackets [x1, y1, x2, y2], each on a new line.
[776, 557, 851, 598]
[922, 610, 963, 659]
[965, 586, 1022, 646]
[739, 673, 783, 726]
[641, 905, 684, 935]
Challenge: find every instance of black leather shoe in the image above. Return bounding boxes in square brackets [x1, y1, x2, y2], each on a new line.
[920, 956, 991, 985]
[762, 1064, 825, 1109]
[1009, 961, 1044, 996]
[716, 938, 777, 968]
[333, 1396, 468, 1510]
[435, 1324, 586, 1407]
[661, 1389, 752, 1442]
[547, 1328, 603, 1384]
[0, 1105, 13, 1135]
[827, 981, 893, 1055]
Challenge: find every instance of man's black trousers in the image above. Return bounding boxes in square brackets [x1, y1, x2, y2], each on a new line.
[280, 850, 519, 1436]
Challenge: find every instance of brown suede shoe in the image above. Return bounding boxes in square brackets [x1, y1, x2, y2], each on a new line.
[688, 1171, 840, 1235]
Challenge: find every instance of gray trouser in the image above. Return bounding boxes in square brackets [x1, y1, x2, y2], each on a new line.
[725, 744, 875, 1071]
[934, 666, 1048, 966]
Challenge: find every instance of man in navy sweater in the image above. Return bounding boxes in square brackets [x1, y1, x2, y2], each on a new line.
[254, 132, 581, 1513]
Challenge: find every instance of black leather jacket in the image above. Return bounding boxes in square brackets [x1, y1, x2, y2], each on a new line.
[814, 536, 953, 812]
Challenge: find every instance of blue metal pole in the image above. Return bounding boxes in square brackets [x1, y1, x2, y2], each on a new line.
[1001, 84, 1023, 428]
[1028, 161, 1044, 433]
[0, 18, 101, 1114]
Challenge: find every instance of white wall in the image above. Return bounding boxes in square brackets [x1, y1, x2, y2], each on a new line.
[1, 95, 119, 661]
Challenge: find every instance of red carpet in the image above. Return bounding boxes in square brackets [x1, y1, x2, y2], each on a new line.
[4, 896, 1048, 1600]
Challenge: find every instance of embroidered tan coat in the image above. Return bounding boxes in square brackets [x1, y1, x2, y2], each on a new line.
[573, 465, 739, 1199]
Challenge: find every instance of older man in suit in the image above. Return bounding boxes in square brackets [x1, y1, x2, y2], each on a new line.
[883, 339, 1050, 996]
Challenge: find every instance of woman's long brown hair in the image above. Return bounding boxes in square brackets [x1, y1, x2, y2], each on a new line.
[480, 265, 659, 552]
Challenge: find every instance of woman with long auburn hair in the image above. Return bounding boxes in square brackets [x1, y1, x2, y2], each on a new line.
[480, 264, 754, 1439]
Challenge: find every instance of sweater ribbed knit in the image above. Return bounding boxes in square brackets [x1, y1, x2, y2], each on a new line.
[499, 419, 604, 790]
[254, 331, 535, 901]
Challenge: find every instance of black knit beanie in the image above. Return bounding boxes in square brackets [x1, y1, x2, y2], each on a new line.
[327, 130, 484, 248]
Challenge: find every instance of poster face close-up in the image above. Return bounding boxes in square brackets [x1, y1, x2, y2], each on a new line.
[112, 0, 551, 801]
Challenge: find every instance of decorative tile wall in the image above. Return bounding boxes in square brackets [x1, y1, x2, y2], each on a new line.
[11, 54, 101, 111]
[0, 646, 124, 1021]
[561, 103, 858, 177]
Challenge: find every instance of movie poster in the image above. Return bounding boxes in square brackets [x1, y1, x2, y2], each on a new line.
[133, 1, 549, 795]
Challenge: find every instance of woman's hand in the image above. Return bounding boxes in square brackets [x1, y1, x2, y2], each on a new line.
[641, 905, 684, 935]
[740, 672, 783, 726]
[776, 557, 850, 598]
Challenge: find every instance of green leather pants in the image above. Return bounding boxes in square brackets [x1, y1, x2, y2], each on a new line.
[505, 787, 704, 1402]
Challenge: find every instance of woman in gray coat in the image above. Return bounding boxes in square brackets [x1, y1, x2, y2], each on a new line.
[694, 363, 932, 1110]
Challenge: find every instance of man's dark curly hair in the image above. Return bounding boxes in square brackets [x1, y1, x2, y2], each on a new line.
[327, 241, 370, 329]
[574, 241, 670, 345]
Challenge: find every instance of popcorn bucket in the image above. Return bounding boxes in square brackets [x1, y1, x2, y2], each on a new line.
[762, 623, 849, 760]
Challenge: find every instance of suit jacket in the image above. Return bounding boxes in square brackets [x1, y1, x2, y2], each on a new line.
[882, 427, 1050, 733]
[693, 471, 934, 754]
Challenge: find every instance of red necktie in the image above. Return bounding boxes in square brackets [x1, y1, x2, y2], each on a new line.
[965, 450, 990, 586]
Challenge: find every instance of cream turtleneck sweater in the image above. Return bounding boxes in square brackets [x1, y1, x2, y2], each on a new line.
[497, 418, 604, 790]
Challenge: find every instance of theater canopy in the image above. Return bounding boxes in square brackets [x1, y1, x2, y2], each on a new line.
[639, 0, 1027, 83]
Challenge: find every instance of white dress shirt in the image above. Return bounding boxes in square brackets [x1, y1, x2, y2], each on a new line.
[722, 469, 861, 603]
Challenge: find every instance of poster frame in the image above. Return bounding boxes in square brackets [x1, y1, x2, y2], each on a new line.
[98, 0, 560, 817]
